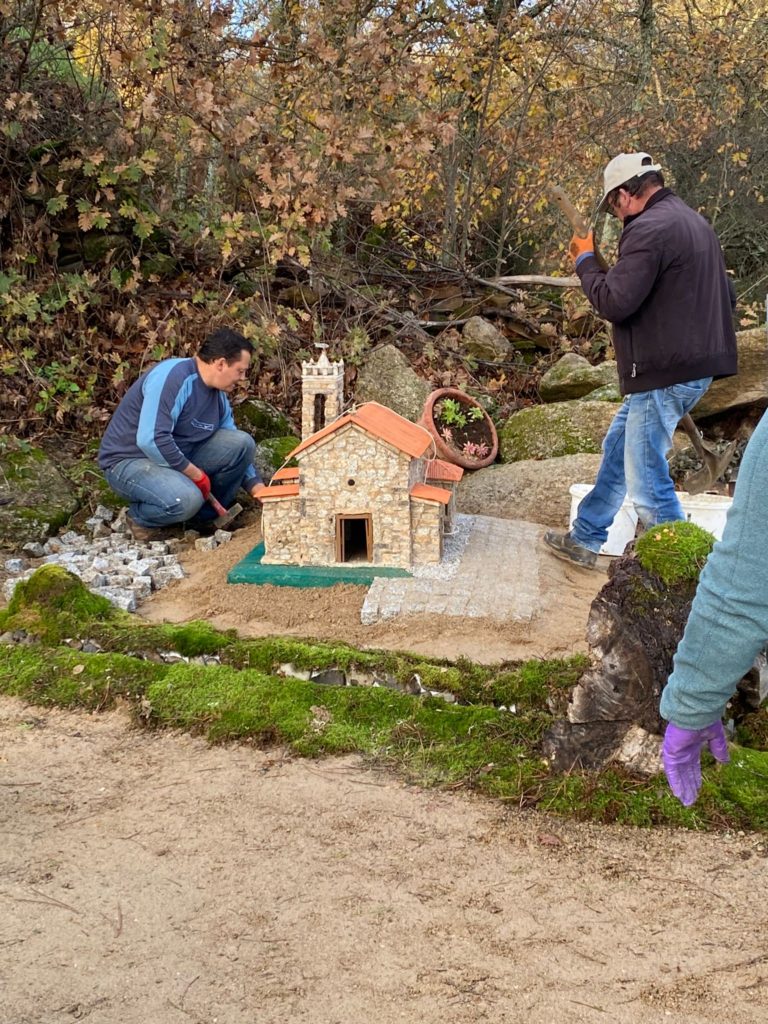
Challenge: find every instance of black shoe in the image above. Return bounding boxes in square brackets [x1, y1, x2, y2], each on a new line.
[543, 530, 597, 569]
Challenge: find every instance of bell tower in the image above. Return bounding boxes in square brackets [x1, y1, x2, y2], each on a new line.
[301, 344, 344, 439]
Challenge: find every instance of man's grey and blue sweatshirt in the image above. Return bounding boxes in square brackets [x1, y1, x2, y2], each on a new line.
[98, 358, 259, 487]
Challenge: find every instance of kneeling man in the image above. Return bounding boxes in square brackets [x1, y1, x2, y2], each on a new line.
[99, 327, 262, 540]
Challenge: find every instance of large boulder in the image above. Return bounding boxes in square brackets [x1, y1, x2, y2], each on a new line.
[498, 400, 618, 462]
[234, 399, 294, 441]
[693, 328, 768, 418]
[456, 454, 602, 528]
[0, 440, 79, 549]
[461, 316, 512, 362]
[539, 354, 619, 402]
[355, 345, 431, 422]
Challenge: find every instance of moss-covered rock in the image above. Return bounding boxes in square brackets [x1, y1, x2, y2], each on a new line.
[498, 400, 618, 462]
[635, 520, 715, 586]
[62, 450, 126, 512]
[233, 399, 294, 441]
[539, 355, 618, 403]
[0, 438, 79, 548]
[584, 383, 622, 402]
[0, 565, 117, 641]
[255, 435, 300, 478]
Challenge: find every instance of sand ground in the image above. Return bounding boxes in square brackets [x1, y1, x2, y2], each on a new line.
[2, 696, 768, 1024]
[4, 517, 766, 1023]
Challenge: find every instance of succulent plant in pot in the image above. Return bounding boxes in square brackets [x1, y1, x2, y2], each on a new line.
[419, 387, 498, 469]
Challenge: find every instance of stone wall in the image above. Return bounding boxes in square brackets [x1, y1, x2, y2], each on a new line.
[260, 497, 302, 564]
[301, 354, 344, 438]
[410, 499, 444, 564]
[299, 426, 414, 568]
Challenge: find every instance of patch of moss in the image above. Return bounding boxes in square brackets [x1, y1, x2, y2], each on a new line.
[94, 619, 237, 658]
[699, 746, 768, 830]
[259, 435, 300, 470]
[142, 663, 552, 782]
[458, 655, 588, 709]
[538, 767, 708, 828]
[6, 621, 768, 831]
[8, 571, 768, 833]
[0, 646, 166, 709]
[635, 520, 715, 586]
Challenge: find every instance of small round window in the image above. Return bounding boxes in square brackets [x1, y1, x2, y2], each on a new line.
[347, 478, 355, 486]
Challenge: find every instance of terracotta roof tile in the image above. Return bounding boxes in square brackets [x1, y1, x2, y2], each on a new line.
[425, 458, 464, 482]
[253, 483, 300, 501]
[272, 467, 299, 482]
[289, 402, 433, 460]
[352, 403, 433, 458]
[410, 482, 451, 505]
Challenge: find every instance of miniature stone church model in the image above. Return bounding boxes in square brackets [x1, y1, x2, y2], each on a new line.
[252, 346, 463, 570]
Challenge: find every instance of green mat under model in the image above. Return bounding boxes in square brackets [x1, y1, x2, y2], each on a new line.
[227, 542, 412, 588]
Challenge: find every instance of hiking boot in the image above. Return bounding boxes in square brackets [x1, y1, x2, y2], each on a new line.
[543, 530, 597, 569]
[126, 515, 178, 544]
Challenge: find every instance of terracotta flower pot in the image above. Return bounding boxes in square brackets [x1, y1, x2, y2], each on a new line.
[419, 387, 499, 470]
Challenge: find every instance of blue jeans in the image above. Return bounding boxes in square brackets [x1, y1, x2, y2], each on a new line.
[104, 429, 257, 528]
[661, 407, 768, 729]
[570, 378, 712, 553]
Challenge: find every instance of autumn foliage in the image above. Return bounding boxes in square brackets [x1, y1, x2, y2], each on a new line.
[1, 0, 767, 435]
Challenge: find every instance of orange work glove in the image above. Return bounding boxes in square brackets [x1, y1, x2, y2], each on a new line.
[569, 231, 595, 263]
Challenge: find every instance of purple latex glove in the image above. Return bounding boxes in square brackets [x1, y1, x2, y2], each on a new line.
[662, 722, 730, 806]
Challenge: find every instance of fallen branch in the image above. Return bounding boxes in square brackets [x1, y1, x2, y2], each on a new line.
[487, 274, 580, 288]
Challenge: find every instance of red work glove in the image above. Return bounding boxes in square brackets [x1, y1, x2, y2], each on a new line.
[192, 471, 211, 500]
[569, 231, 595, 263]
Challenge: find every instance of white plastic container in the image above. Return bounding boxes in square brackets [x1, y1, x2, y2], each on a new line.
[568, 484, 733, 556]
[569, 483, 638, 556]
[677, 491, 732, 541]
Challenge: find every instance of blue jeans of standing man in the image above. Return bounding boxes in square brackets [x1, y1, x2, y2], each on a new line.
[570, 378, 712, 553]
[104, 428, 257, 528]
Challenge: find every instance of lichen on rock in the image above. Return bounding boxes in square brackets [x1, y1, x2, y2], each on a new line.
[497, 400, 618, 462]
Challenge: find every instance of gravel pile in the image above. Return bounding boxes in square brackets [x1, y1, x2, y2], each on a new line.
[2, 505, 232, 613]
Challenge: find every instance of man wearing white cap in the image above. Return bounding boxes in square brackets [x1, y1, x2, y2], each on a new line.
[544, 151, 737, 569]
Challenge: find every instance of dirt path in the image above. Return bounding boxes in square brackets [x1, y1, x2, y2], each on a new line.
[139, 518, 606, 663]
[2, 695, 768, 1024]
